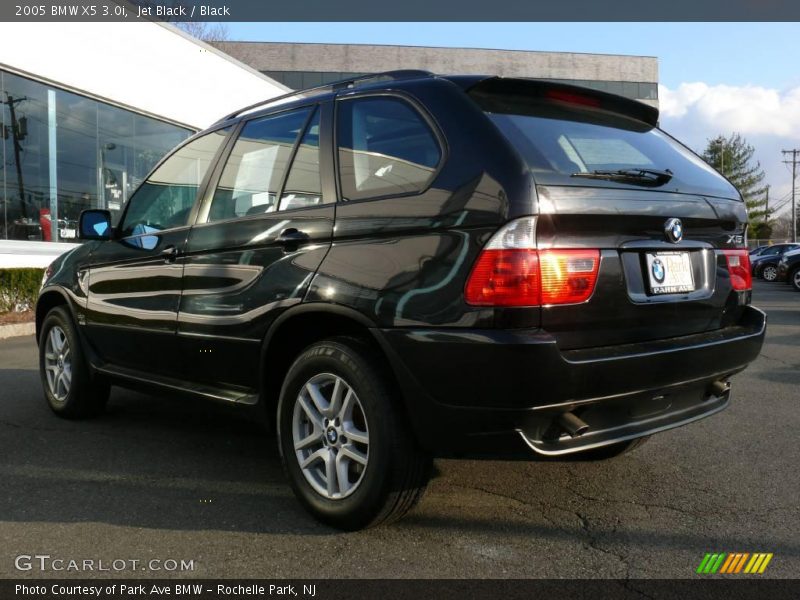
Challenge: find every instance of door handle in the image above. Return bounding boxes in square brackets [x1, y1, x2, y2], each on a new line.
[161, 245, 180, 262]
[276, 228, 310, 247]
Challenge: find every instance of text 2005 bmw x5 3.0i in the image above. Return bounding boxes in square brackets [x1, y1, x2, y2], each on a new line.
[37, 72, 765, 530]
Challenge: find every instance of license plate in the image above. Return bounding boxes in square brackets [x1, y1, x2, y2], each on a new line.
[646, 251, 694, 294]
[60, 228, 76, 239]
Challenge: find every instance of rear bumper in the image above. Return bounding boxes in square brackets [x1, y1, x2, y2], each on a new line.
[375, 305, 766, 457]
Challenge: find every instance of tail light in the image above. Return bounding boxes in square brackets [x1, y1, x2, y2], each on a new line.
[465, 217, 600, 307]
[539, 249, 600, 305]
[722, 249, 752, 291]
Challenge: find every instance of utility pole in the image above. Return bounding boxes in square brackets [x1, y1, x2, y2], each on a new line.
[3, 94, 28, 220]
[783, 149, 800, 243]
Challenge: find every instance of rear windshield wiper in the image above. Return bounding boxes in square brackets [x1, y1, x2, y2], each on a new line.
[571, 168, 673, 186]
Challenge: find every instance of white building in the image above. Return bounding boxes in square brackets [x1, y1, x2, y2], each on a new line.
[0, 22, 286, 268]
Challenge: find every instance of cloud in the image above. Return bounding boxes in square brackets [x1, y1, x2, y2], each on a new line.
[659, 83, 800, 137]
[658, 82, 800, 216]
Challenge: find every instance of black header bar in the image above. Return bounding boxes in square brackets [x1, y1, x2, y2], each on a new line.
[3, 0, 800, 22]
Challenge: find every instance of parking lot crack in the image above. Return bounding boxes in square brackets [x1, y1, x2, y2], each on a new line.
[452, 483, 572, 527]
[757, 352, 797, 367]
[565, 483, 710, 520]
[575, 510, 631, 579]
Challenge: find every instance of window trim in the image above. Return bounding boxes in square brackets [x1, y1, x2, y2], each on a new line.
[193, 102, 321, 226]
[114, 124, 234, 241]
[276, 106, 320, 212]
[333, 90, 447, 205]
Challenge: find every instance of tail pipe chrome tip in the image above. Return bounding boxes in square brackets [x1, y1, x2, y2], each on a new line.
[558, 412, 590, 438]
[709, 380, 730, 398]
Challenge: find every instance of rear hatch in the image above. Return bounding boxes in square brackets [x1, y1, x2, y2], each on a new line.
[469, 78, 750, 349]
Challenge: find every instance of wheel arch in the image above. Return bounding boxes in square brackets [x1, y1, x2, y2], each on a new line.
[259, 304, 405, 429]
[35, 288, 73, 344]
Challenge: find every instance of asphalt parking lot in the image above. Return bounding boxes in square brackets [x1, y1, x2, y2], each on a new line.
[1, 280, 798, 579]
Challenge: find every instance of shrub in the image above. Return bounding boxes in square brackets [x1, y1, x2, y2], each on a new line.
[0, 268, 45, 312]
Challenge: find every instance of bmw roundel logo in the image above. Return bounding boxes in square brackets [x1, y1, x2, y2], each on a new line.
[664, 218, 683, 243]
[651, 258, 666, 283]
[326, 428, 338, 444]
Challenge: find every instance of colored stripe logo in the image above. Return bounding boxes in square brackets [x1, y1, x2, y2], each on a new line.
[696, 552, 773, 574]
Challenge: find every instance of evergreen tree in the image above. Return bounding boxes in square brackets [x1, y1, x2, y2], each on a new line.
[702, 133, 769, 227]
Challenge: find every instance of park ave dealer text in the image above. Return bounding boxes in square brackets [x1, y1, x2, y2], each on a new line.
[16, 584, 317, 597]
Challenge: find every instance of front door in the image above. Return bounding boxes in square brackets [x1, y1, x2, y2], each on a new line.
[83, 128, 231, 376]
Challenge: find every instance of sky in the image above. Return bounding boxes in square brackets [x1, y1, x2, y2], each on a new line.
[226, 22, 800, 215]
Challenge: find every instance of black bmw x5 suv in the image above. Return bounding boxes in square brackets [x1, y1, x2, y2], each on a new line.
[37, 71, 765, 529]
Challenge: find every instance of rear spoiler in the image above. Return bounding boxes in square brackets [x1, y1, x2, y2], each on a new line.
[463, 77, 660, 128]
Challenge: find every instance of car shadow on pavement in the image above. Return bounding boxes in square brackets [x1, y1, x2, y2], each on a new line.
[0, 368, 336, 536]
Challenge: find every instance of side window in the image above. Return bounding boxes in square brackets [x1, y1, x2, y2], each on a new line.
[120, 129, 228, 237]
[337, 97, 441, 201]
[279, 109, 323, 211]
[207, 108, 311, 222]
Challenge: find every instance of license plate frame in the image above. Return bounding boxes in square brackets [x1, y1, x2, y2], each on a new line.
[645, 251, 694, 295]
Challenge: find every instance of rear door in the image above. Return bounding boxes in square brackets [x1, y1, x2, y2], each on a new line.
[474, 81, 749, 349]
[178, 102, 335, 389]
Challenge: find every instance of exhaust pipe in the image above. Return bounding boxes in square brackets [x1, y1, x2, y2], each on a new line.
[558, 412, 589, 438]
[709, 380, 730, 398]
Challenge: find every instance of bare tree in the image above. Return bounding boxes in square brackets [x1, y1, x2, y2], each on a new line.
[769, 213, 793, 241]
[174, 21, 230, 42]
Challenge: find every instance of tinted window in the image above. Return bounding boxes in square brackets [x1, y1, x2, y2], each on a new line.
[120, 129, 227, 237]
[207, 108, 311, 222]
[279, 109, 324, 211]
[337, 97, 441, 201]
[478, 95, 738, 199]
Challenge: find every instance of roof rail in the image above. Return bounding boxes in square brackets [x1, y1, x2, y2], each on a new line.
[216, 70, 435, 124]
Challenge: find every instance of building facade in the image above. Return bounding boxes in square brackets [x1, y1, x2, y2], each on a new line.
[215, 42, 659, 106]
[0, 22, 285, 266]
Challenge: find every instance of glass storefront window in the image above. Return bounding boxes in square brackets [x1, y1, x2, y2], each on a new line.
[56, 88, 99, 241]
[2, 71, 50, 242]
[0, 69, 192, 243]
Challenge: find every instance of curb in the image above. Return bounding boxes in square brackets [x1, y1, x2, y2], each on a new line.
[0, 322, 35, 340]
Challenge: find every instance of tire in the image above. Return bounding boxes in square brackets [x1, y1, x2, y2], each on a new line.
[572, 436, 650, 460]
[791, 268, 800, 292]
[39, 306, 109, 418]
[762, 264, 778, 282]
[277, 336, 432, 530]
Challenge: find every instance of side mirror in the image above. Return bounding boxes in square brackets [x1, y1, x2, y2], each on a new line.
[79, 209, 113, 241]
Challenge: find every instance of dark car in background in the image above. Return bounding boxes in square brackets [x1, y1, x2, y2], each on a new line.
[751, 243, 800, 281]
[36, 72, 765, 529]
[777, 248, 800, 291]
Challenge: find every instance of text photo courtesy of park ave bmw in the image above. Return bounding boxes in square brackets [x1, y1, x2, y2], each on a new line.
[0, 1, 799, 597]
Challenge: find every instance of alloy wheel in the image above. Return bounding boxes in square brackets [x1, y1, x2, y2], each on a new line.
[793, 270, 800, 290]
[44, 326, 72, 403]
[763, 265, 778, 281]
[292, 372, 369, 499]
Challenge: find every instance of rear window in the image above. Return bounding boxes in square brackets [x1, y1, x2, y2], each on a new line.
[479, 94, 738, 200]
